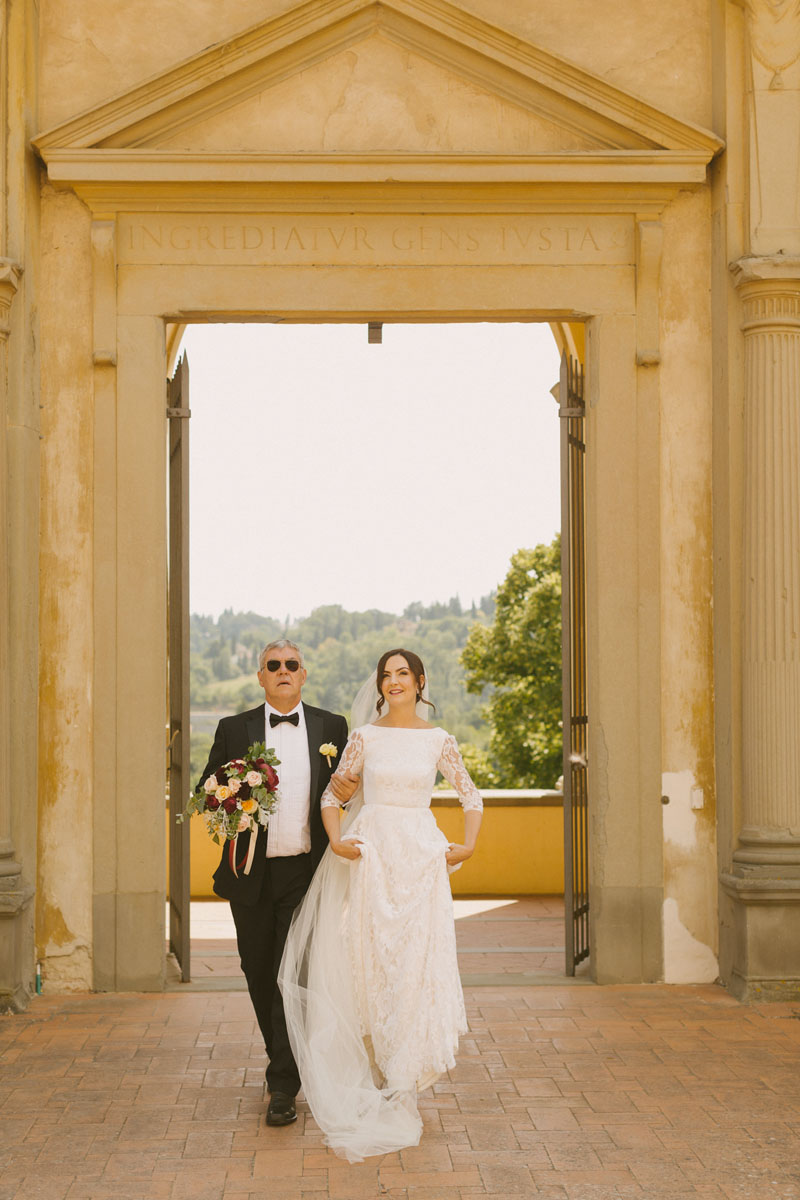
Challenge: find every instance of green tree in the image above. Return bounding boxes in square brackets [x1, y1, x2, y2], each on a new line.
[189, 598, 496, 746]
[451, 742, 499, 789]
[210, 647, 236, 680]
[461, 538, 562, 788]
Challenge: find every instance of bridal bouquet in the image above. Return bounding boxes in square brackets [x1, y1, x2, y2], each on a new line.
[179, 742, 281, 845]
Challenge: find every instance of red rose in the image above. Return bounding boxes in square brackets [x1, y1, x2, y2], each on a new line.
[222, 796, 237, 814]
[255, 758, 267, 770]
[206, 797, 220, 811]
[215, 768, 227, 785]
[265, 765, 279, 791]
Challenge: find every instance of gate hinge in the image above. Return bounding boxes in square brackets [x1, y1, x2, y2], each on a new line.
[558, 406, 584, 419]
[167, 407, 191, 419]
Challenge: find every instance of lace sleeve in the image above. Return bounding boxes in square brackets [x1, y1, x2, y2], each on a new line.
[320, 728, 365, 810]
[437, 734, 484, 812]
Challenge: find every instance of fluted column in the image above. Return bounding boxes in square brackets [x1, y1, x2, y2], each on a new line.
[736, 259, 800, 866]
[722, 256, 800, 998]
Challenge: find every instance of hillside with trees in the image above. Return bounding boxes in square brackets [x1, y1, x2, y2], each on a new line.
[190, 536, 562, 789]
[190, 596, 495, 779]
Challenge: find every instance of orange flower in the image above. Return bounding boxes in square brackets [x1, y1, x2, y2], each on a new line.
[241, 798, 257, 814]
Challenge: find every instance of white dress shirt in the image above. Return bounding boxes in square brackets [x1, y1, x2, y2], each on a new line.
[264, 701, 312, 858]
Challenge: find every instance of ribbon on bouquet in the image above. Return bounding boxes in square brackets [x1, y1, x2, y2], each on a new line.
[229, 829, 258, 878]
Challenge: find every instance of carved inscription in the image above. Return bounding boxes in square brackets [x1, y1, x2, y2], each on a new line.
[133, 224, 377, 253]
[119, 215, 632, 267]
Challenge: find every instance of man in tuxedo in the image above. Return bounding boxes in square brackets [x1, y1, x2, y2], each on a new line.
[198, 638, 349, 1126]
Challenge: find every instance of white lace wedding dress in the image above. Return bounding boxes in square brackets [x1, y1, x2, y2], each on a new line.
[278, 723, 483, 1162]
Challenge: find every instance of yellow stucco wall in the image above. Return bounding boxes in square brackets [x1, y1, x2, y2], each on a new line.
[20, 0, 742, 995]
[38, 0, 711, 133]
[171, 800, 565, 899]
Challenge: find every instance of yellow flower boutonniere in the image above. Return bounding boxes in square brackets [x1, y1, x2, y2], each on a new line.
[319, 742, 338, 768]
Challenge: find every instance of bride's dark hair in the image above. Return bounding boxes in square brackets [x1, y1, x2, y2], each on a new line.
[375, 648, 436, 716]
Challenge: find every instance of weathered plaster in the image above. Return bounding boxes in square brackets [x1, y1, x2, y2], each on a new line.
[12, 0, 791, 998]
[658, 187, 719, 981]
[458, 0, 713, 128]
[153, 34, 599, 155]
[38, 0, 712, 133]
[662, 769, 702, 853]
[36, 185, 94, 990]
[662, 897, 719, 983]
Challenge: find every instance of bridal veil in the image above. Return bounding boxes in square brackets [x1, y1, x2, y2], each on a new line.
[277, 671, 430, 1162]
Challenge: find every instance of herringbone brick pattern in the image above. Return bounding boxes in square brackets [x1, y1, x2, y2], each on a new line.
[2, 981, 800, 1199]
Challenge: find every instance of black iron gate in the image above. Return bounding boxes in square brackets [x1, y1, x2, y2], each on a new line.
[559, 351, 589, 975]
[168, 355, 191, 983]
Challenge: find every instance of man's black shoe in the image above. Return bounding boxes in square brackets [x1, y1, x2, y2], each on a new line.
[266, 1092, 297, 1126]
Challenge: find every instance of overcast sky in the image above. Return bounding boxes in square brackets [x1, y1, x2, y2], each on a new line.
[181, 321, 561, 621]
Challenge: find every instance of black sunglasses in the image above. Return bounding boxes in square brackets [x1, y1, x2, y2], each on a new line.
[265, 658, 301, 673]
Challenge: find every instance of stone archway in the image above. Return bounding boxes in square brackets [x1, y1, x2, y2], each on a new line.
[31, 0, 722, 992]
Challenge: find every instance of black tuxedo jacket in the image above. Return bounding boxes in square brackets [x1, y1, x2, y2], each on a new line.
[198, 701, 348, 907]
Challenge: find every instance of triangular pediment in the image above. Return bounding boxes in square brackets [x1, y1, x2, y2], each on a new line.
[34, 0, 721, 161]
[150, 34, 604, 156]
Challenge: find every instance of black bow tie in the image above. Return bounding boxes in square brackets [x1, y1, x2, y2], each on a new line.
[270, 711, 299, 727]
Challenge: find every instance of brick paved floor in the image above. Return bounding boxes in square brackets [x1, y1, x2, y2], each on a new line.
[178, 897, 569, 990]
[2, 980, 800, 1199]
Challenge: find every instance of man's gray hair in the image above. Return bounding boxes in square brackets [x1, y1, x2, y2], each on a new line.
[259, 639, 305, 671]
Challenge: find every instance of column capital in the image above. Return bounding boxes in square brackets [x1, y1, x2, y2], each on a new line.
[0, 259, 22, 339]
[730, 257, 800, 330]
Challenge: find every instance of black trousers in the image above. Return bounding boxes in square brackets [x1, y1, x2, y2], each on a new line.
[229, 851, 313, 1097]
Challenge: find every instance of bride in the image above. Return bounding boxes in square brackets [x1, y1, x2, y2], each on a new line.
[278, 647, 483, 1162]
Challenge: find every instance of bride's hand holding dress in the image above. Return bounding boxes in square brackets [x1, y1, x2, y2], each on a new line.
[321, 771, 363, 858]
[325, 832, 362, 859]
[445, 840, 475, 867]
[279, 717, 482, 1162]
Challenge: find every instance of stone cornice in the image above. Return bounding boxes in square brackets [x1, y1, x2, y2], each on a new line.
[730, 253, 800, 285]
[40, 150, 718, 216]
[33, 0, 723, 160]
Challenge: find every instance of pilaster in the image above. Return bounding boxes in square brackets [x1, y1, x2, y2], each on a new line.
[722, 254, 800, 998]
[0, 257, 33, 1011]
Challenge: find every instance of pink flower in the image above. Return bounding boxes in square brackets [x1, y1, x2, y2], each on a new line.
[246, 771, 262, 787]
[228, 778, 241, 795]
[203, 776, 218, 794]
